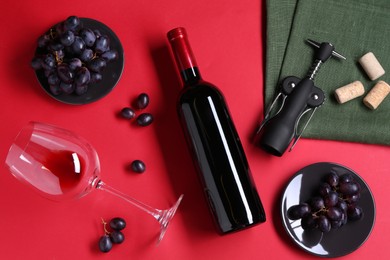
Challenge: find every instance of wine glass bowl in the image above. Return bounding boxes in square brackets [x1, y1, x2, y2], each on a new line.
[6, 121, 100, 201]
[5, 121, 183, 243]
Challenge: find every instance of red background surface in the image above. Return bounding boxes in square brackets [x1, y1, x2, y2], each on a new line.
[0, 0, 389, 259]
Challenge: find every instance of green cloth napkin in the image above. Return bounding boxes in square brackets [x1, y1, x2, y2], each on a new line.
[265, 0, 390, 145]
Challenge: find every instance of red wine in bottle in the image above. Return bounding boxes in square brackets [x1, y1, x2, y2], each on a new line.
[167, 27, 266, 234]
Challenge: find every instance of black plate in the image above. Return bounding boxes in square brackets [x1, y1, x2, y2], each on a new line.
[35, 18, 124, 105]
[280, 162, 375, 257]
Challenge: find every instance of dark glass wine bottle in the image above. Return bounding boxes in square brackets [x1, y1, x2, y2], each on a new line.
[167, 27, 266, 234]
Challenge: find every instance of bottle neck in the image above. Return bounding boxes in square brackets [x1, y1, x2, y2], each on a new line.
[167, 27, 202, 85]
[180, 67, 201, 85]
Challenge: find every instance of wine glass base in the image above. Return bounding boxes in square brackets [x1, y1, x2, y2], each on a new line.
[157, 194, 184, 244]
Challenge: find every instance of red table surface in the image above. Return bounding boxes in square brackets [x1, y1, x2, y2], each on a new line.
[0, 0, 389, 259]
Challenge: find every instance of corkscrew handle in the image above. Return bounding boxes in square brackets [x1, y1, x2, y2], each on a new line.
[306, 39, 346, 61]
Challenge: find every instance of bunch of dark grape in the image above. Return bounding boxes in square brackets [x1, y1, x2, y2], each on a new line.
[99, 217, 127, 253]
[31, 16, 118, 96]
[287, 170, 363, 233]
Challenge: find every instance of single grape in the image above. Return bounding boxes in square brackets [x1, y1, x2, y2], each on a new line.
[326, 171, 339, 188]
[136, 113, 153, 126]
[309, 196, 325, 211]
[339, 173, 354, 184]
[339, 182, 360, 195]
[94, 29, 102, 38]
[59, 82, 75, 94]
[98, 235, 112, 253]
[348, 206, 363, 221]
[90, 72, 103, 83]
[120, 107, 136, 119]
[68, 58, 82, 71]
[331, 212, 346, 229]
[80, 28, 96, 47]
[327, 207, 343, 221]
[64, 16, 80, 31]
[331, 220, 342, 229]
[131, 160, 146, 173]
[57, 64, 74, 84]
[80, 48, 94, 62]
[95, 35, 110, 53]
[324, 190, 339, 207]
[50, 84, 62, 95]
[318, 182, 332, 197]
[336, 200, 348, 213]
[109, 217, 127, 231]
[75, 67, 91, 86]
[71, 36, 86, 55]
[42, 54, 56, 71]
[354, 181, 361, 191]
[136, 93, 149, 109]
[110, 230, 125, 244]
[301, 215, 317, 230]
[48, 73, 60, 86]
[287, 203, 311, 220]
[345, 193, 361, 204]
[88, 58, 107, 73]
[101, 50, 118, 62]
[317, 215, 331, 233]
[60, 30, 75, 46]
[75, 84, 88, 95]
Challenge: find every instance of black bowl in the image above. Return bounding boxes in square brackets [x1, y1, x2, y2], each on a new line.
[35, 17, 124, 105]
[280, 162, 375, 257]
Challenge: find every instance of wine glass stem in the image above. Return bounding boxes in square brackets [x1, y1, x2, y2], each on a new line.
[96, 180, 162, 221]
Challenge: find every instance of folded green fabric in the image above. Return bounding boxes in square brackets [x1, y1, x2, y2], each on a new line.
[265, 0, 390, 145]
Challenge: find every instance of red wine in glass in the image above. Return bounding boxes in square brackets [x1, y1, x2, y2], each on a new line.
[35, 148, 85, 193]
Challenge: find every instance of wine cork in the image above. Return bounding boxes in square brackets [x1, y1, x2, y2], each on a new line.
[334, 81, 365, 104]
[363, 81, 390, 110]
[358, 52, 385, 80]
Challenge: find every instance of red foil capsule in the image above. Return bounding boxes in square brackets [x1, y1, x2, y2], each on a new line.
[167, 27, 198, 71]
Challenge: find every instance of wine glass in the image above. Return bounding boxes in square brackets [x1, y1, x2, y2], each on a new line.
[5, 121, 183, 243]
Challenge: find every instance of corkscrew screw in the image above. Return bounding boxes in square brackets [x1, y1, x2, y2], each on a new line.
[254, 39, 346, 156]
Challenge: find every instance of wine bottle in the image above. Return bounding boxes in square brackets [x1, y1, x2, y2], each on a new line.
[167, 27, 266, 234]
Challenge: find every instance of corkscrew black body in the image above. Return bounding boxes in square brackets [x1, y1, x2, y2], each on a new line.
[254, 39, 345, 156]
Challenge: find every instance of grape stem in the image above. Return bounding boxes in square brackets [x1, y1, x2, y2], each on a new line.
[54, 51, 63, 64]
[49, 29, 56, 40]
[311, 207, 326, 218]
[101, 218, 111, 235]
